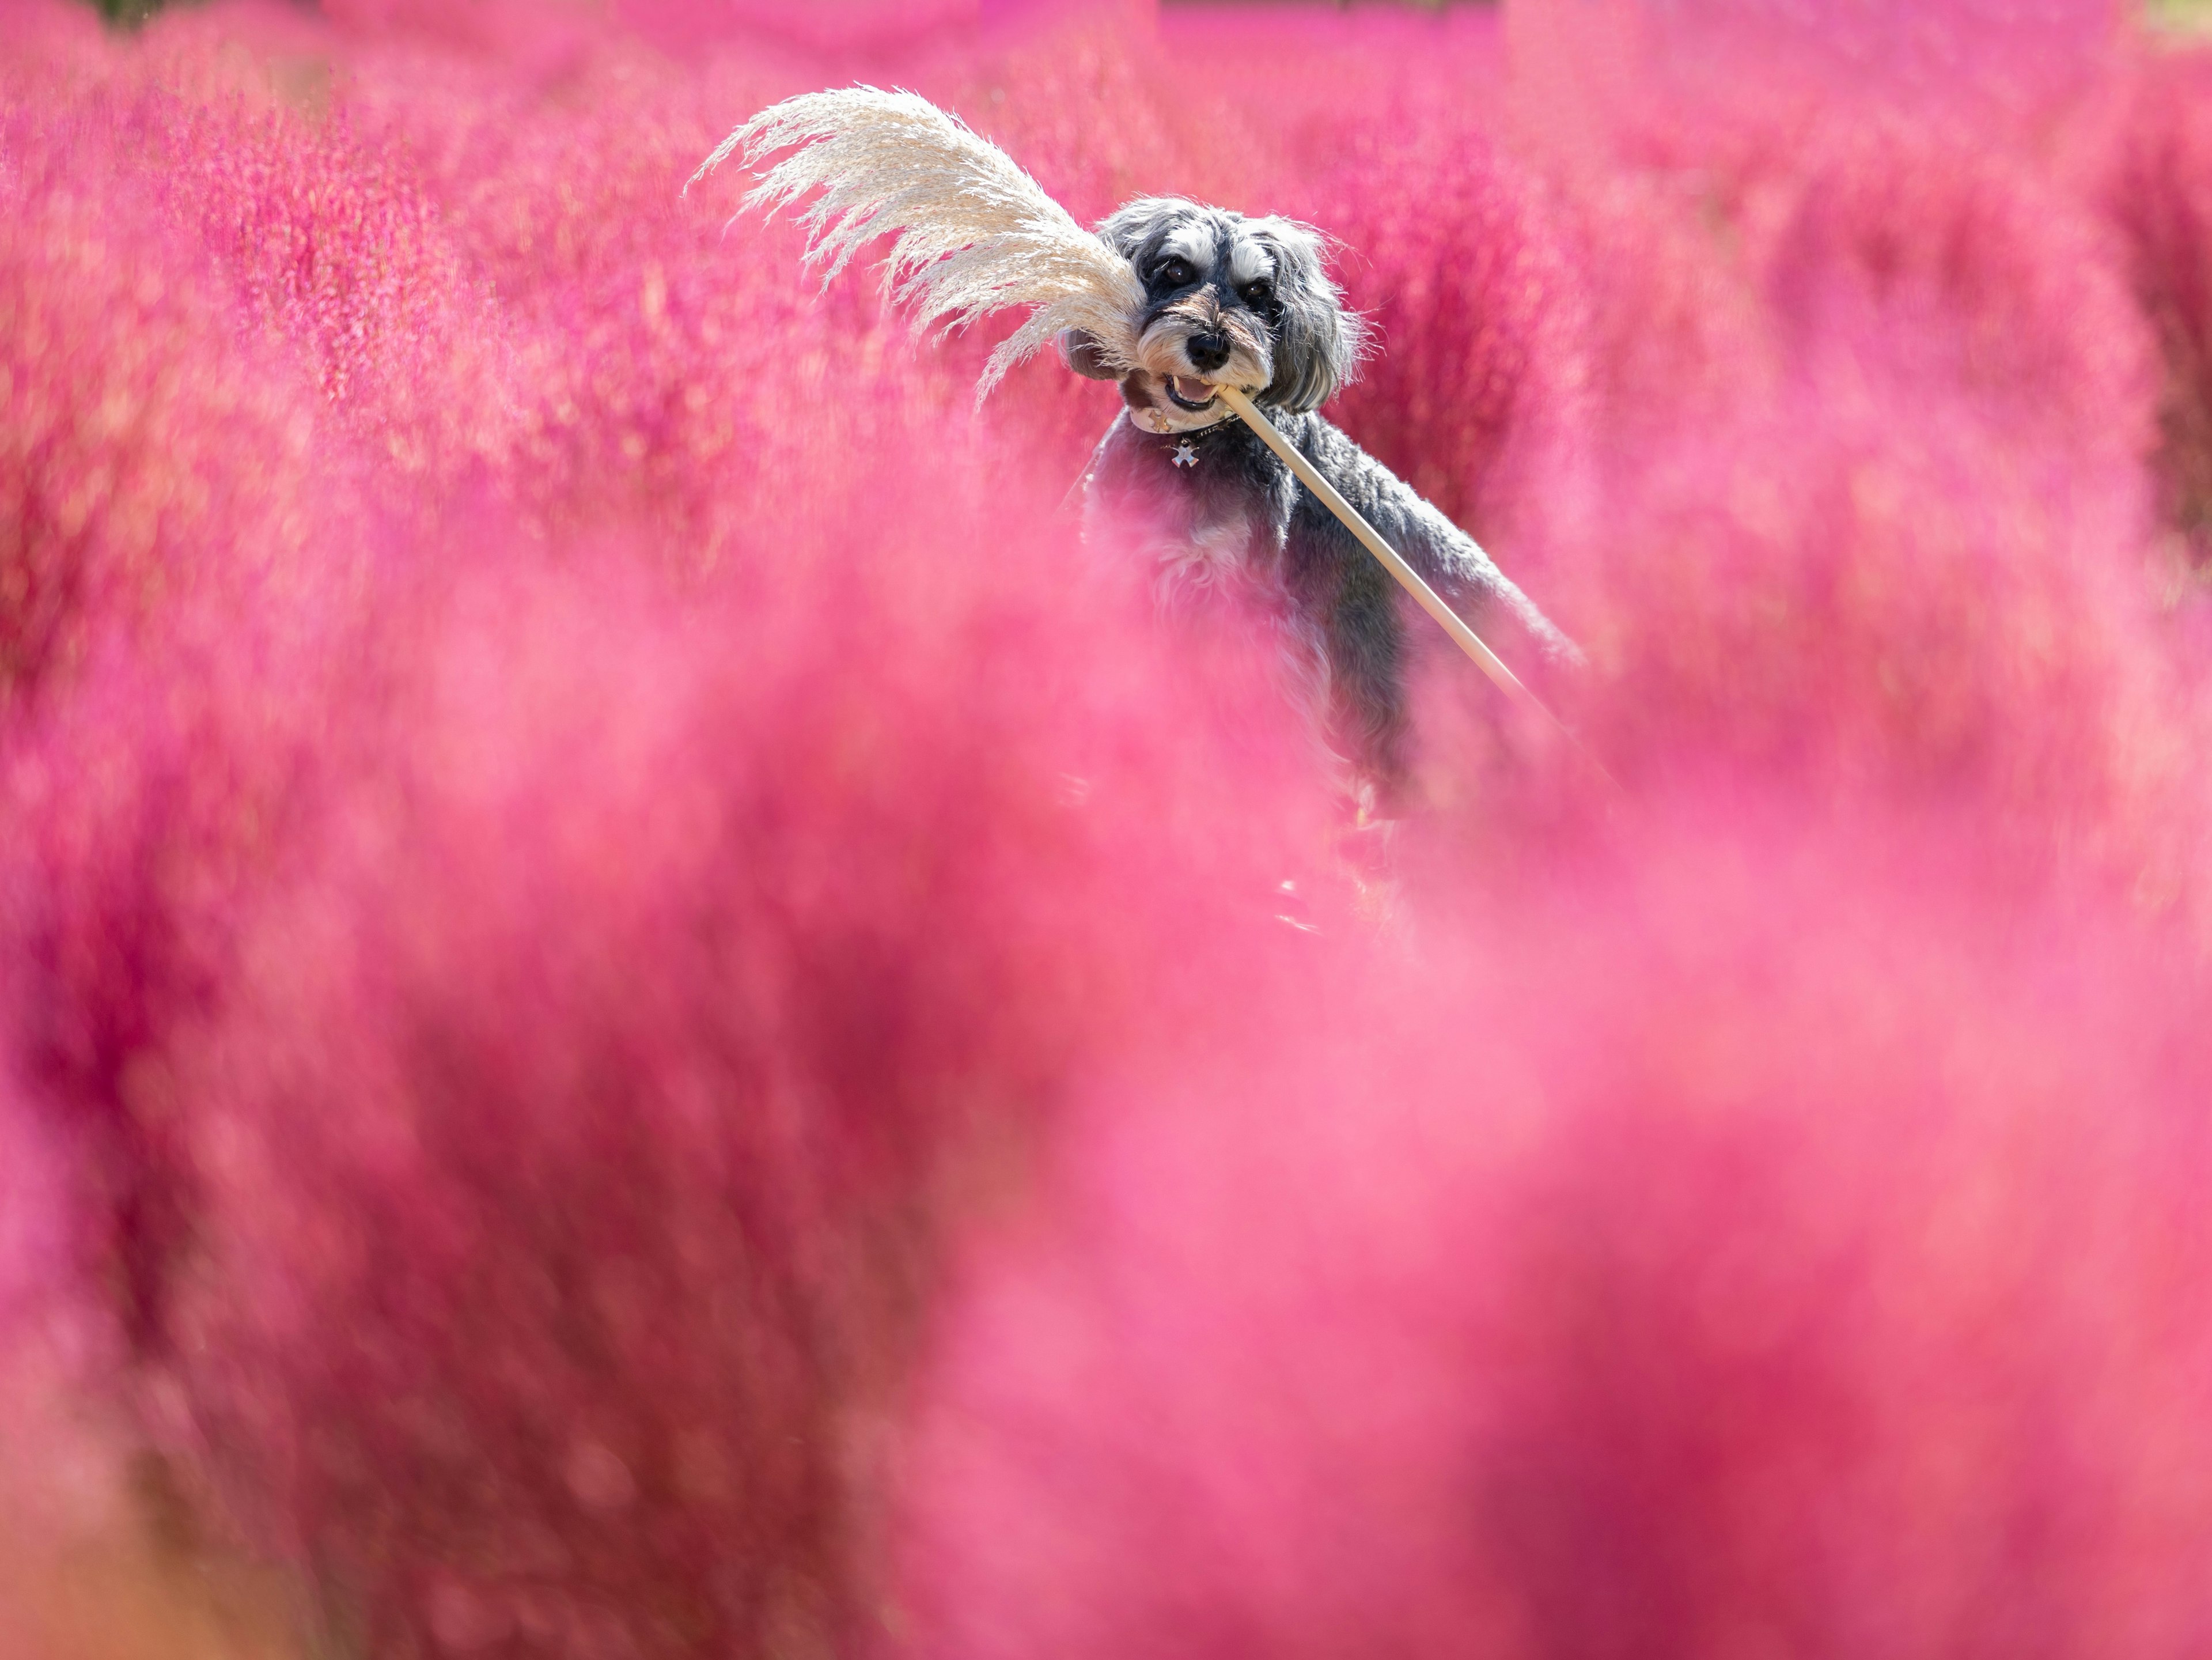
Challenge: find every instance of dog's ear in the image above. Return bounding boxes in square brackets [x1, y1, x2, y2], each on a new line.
[1057, 330, 1121, 380]
[1249, 218, 1363, 415]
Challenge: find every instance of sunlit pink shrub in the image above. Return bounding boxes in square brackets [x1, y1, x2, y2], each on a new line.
[0, 1071, 99, 1415]
[1509, 0, 2124, 127]
[1556, 299, 2160, 795]
[1411, 58, 2198, 891]
[0, 95, 321, 708]
[1, 585, 364, 1355]
[154, 94, 521, 490]
[131, 433, 1334, 1659]
[0, 1067, 185, 1660]
[1306, 125, 1593, 563]
[891, 803, 2212, 1660]
[2108, 45, 2212, 566]
[0, 28, 374, 1364]
[0, 10, 396, 1357]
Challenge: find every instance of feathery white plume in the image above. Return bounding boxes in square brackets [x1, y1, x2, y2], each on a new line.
[693, 88, 1144, 399]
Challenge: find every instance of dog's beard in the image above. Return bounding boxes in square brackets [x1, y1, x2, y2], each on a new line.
[1122, 309, 1272, 434]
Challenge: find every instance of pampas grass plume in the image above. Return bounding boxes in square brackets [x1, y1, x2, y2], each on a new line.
[698, 87, 1146, 397]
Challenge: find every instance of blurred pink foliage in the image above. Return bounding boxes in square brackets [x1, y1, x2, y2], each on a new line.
[896, 805, 2212, 1660]
[4, 0, 2212, 1656]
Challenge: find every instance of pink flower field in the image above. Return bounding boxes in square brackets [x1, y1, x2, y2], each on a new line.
[7, 0, 2212, 1655]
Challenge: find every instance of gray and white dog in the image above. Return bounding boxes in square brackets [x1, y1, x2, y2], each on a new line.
[1063, 198, 1578, 801]
[706, 92, 1576, 803]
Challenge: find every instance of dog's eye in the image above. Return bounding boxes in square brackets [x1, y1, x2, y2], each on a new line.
[1240, 278, 1275, 308]
[1156, 258, 1196, 289]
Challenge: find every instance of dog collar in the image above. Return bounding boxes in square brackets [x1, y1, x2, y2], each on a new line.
[1160, 416, 1235, 468]
[1129, 398, 1238, 441]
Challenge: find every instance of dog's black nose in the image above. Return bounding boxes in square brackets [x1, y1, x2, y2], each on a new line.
[1185, 331, 1231, 373]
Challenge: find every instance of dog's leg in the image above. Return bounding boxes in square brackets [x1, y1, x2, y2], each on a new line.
[1320, 557, 1411, 799]
[1274, 507, 1414, 804]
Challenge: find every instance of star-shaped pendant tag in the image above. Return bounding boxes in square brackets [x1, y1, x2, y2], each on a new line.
[1173, 438, 1198, 469]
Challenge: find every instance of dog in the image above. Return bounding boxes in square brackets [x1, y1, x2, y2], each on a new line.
[705, 92, 1578, 807]
[1060, 197, 1580, 807]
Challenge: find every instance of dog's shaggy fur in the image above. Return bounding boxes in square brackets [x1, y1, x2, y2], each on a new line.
[1067, 198, 1578, 797]
[707, 93, 1579, 800]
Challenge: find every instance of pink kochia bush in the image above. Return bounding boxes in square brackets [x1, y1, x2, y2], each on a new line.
[150, 490, 1332, 1659]
[2110, 47, 2212, 565]
[893, 807, 2212, 1659]
[0, 98, 323, 705]
[5, 1, 2212, 1658]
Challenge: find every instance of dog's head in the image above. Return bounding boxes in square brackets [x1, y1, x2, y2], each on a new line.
[1062, 198, 1364, 434]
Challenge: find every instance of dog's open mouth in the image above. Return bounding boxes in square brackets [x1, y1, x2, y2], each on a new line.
[1164, 375, 1218, 412]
